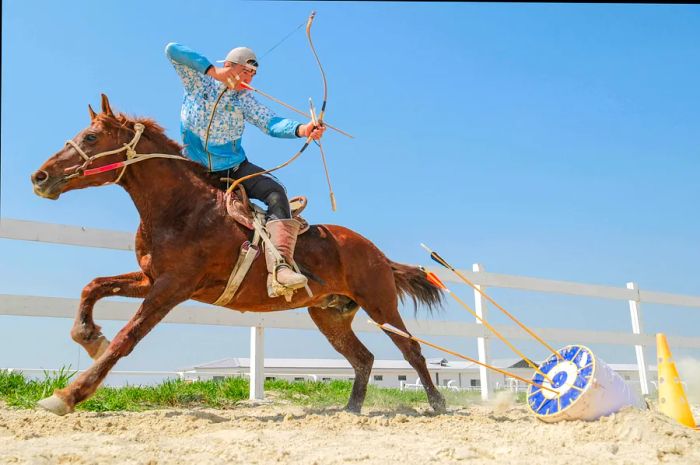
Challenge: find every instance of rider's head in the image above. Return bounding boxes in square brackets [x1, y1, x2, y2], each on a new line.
[219, 47, 258, 85]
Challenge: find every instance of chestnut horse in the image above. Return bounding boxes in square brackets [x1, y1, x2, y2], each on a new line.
[30, 95, 446, 415]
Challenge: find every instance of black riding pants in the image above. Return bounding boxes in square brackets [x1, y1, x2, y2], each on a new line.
[208, 159, 291, 221]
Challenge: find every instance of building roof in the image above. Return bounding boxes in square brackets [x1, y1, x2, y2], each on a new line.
[184, 357, 651, 373]
[186, 357, 522, 371]
[187, 358, 462, 370]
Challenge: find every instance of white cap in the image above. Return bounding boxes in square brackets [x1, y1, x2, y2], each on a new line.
[216, 47, 258, 69]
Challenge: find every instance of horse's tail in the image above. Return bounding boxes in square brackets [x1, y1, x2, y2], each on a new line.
[390, 261, 445, 315]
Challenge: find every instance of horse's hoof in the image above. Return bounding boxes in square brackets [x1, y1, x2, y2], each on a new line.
[430, 397, 447, 414]
[432, 405, 447, 414]
[91, 336, 111, 360]
[37, 394, 73, 416]
[344, 404, 362, 414]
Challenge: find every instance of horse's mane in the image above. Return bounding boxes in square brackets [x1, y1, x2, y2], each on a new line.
[96, 112, 212, 181]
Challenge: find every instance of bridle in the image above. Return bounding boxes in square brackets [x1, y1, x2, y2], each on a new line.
[63, 122, 187, 184]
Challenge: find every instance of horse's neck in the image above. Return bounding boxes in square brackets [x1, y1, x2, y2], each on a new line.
[119, 144, 216, 225]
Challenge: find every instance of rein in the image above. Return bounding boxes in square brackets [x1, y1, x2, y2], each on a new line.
[64, 122, 187, 184]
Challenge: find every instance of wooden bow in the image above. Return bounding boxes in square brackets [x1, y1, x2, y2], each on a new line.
[227, 11, 337, 212]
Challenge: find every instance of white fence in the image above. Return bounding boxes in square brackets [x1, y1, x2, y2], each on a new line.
[2, 218, 700, 400]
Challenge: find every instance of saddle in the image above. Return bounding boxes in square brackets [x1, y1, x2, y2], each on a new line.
[213, 189, 312, 307]
[224, 189, 310, 234]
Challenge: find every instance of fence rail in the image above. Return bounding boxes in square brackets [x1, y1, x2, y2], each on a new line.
[3, 294, 699, 349]
[2, 218, 699, 400]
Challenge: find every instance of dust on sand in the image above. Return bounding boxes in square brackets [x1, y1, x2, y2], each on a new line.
[0, 400, 698, 465]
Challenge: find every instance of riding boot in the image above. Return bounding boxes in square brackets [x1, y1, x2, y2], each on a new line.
[264, 219, 308, 290]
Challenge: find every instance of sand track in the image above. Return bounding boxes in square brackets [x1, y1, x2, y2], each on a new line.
[0, 401, 698, 465]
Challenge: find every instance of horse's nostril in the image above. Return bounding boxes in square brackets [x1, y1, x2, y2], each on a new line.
[31, 170, 49, 185]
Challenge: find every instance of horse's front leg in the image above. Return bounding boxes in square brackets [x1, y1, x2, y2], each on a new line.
[71, 272, 151, 360]
[39, 274, 191, 415]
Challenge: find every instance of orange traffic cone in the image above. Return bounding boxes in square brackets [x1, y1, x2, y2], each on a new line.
[656, 333, 698, 429]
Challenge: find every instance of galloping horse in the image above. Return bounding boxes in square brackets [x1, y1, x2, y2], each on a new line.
[30, 95, 446, 415]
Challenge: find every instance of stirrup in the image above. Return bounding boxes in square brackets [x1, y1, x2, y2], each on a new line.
[267, 272, 296, 302]
[267, 262, 307, 301]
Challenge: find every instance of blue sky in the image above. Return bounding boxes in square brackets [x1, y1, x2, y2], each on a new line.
[1, 2, 699, 377]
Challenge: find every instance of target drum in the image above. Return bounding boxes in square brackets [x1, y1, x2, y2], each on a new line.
[527, 344, 644, 422]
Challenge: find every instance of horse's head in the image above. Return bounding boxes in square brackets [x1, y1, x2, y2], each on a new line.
[31, 94, 138, 199]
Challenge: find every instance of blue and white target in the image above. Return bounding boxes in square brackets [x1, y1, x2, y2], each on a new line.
[527, 344, 644, 422]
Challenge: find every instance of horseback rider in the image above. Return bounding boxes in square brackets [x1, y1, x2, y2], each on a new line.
[165, 42, 325, 292]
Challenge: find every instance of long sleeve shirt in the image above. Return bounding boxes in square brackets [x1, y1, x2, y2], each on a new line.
[165, 42, 301, 171]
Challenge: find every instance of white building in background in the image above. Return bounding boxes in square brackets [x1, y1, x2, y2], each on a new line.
[183, 358, 653, 392]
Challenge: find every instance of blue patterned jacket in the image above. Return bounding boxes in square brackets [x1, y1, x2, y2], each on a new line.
[165, 42, 301, 171]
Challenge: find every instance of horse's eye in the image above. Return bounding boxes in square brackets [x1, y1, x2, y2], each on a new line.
[84, 134, 97, 142]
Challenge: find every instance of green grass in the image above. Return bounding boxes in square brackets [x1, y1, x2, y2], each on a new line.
[0, 369, 495, 412]
[0, 369, 250, 411]
[0, 367, 75, 409]
[80, 377, 250, 411]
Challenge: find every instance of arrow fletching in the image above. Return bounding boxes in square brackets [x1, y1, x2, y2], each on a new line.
[424, 271, 448, 290]
[420, 243, 451, 270]
[429, 252, 449, 268]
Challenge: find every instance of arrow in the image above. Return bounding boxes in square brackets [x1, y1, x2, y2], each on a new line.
[370, 320, 559, 395]
[421, 243, 563, 362]
[239, 81, 354, 139]
[420, 267, 554, 384]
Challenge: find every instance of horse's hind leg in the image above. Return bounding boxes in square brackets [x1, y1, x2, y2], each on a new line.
[71, 272, 151, 359]
[308, 306, 374, 413]
[355, 294, 447, 414]
[383, 326, 446, 413]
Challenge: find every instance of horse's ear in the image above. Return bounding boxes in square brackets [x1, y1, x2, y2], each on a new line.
[88, 104, 97, 121]
[100, 93, 115, 117]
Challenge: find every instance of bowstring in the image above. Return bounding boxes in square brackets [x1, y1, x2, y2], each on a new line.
[259, 20, 306, 59]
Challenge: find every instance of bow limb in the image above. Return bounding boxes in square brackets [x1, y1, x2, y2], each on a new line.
[307, 12, 337, 211]
[306, 11, 328, 123]
[227, 12, 323, 195]
[309, 98, 337, 211]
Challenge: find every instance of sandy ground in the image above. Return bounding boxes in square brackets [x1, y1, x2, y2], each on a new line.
[0, 399, 698, 465]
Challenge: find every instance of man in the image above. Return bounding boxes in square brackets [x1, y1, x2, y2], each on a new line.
[165, 42, 325, 292]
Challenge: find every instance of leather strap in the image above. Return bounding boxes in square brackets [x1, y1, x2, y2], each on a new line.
[212, 215, 263, 306]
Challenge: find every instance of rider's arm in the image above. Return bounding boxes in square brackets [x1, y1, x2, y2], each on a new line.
[239, 92, 301, 139]
[165, 42, 212, 73]
[164, 43, 213, 94]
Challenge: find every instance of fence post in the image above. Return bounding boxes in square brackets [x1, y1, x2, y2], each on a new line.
[473, 263, 494, 400]
[249, 325, 265, 400]
[627, 282, 649, 396]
